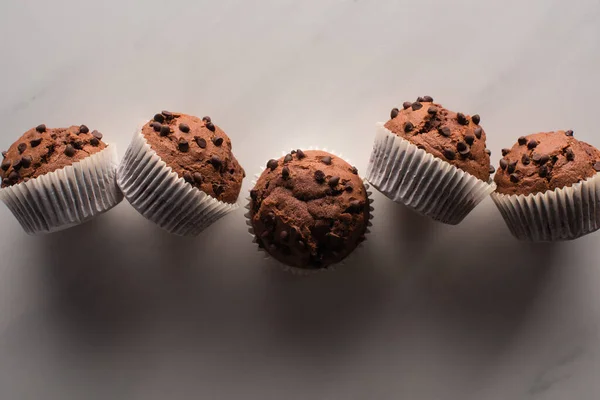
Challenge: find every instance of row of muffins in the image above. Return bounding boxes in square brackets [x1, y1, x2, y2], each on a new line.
[1, 101, 599, 271]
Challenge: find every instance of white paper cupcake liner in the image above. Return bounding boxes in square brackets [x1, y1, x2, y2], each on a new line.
[491, 172, 600, 242]
[244, 147, 374, 276]
[366, 124, 495, 225]
[0, 145, 123, 235]
[117, 128, 238, 237]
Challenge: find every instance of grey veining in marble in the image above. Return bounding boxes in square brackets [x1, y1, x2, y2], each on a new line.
[1, 0, 600, 399]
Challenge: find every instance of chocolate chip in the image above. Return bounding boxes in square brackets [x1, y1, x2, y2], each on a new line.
[390, 108, 399, 119]
[1, 151, 5, 158]
[321, 156, 332, 165]
[160, 125, 171, 136]
[150, 122, 160, 132]
[539, 154, 550, 164]
[457, 113, 468, 125]
[161, 110, 173, 119]
[35, 124, 46, 133]
[351, 166, 358, 175]
[17, 143, 26, 154]
[518, 136, 527, 146]
[30, 137, 42, 148]
[404, 121, 414, 132]
[566, 148, 575, 161]
[346, 200, 363, 213]
[457, 141, 468, 152]
[20, 156, 31, 168]
[178, 139, 189, 152]
[92, 130, 103, 140]
[213, 184, 224, 197]
[206, 122, 216, 132]
[201, 116, 211, 123]
[507, 161, 517, 174]
[250, 189, 258, 200]
[179, 123, 190, 133]
[154, 114, 165, 123]
[471, 114, 480, 125]
[510, 173, 520, 183]
[282, 166, 290, 179]
[64, 144, 76, 157]
[474, 127, 483, 139]
[280, 230, 289, 241]
[344, 183, 353, 192]
[443, 148, 456, 160]
[439, 126, 451, 137]
[196, 137, 207, 148]
[417, 96, 424, 102]
[427, 106, 438, 115]
[183, 172, 193, 183]
[212, 137, 223, 146]
[527, 140, 538, 149]
[489, 165, 495, 174]
[314, 170, 325, 183]
[79, 125, 89, 134]
[402, 102, 412, 110]
[1, 159, 11, 171]
[296, 149, 306, 159]
[267, 159, 278, 171]
[328, 176, 340, 187]
[521, 154, 531, 165]
[283, 154, 293, 164]
[499, 159, 508, 170]
[565, 130, 574, 137]
[90, 138, 100, 146]
[501, 148, 510, 156]
[539, 165, 549, 178]
[422, 95, 434, 102]
[411, 102, 423, 111]
[210, 155, 222, 169]
[485, 149, 491, 156]
[594, 162, 600, 172]
[8, 171, 19, 182]
[464, 134, 475, 145]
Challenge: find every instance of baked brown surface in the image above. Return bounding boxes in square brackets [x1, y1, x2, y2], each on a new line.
[141, 111, 245, 204]
[1, 124, 107, 188]
[384, 96, 492, 181]
[494, 131, 600, 195]
[249, 150, 369, 269]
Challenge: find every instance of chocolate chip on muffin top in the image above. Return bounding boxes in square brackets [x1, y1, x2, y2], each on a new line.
[250, 150, 369, 269]
[384, 96, 491, 182]
[494, 130, 600, 195]
[0, 124, 107, 188]
[141, 111, 245, 204]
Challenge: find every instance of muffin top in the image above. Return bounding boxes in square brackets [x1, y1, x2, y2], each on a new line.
[494, 131, 600, 196]
[141, 111, 245, 204]
[0, 124, 107, 188]
[249, 150, 369, 269]
[384, 96, 492, 182]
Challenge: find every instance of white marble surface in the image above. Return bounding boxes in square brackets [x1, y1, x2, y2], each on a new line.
[1, 0, 600, 399]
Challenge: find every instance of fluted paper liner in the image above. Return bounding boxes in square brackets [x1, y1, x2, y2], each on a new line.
[366, 124, 495, 225]
[117, 129, 237, 236]
[0, 145, 122, 235]
[244, 147, 374, 275]
[491, 173, 600, 241]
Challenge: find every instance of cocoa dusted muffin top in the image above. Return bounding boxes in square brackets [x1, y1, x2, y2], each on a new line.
[0, 124, 107, 188]
[384, 96, 492, 182]
[494, 130, 600, 196]
[142, 111, 245, 204]
[249, 150, 369, 269]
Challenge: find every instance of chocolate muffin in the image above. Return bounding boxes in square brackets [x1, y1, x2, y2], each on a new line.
[0, 124, 121, 235]
[249, 150, 370, 269]
[1, 124, 107, 187]
[141, 111, 245, 203]
[384, 97, 492, 181]
[494, 131, 600, 195]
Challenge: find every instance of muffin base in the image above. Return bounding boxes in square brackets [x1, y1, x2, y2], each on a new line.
[0, 144, 122, 235]
[491, 173, 600, 241]
[117, 128, 237, 237]
[366, 124, 495, 225]
[244, 147, 374, 275]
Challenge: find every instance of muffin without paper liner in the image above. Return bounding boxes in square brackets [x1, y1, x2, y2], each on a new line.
[366, 96, 495, 225]
[492, 130, 600, 241]
[245, 148, 373, 274]
[117, 111, 245, 236]
[0, 124, 122, 235]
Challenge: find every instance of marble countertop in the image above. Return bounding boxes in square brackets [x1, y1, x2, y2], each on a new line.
[1, 0, 600, 399]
